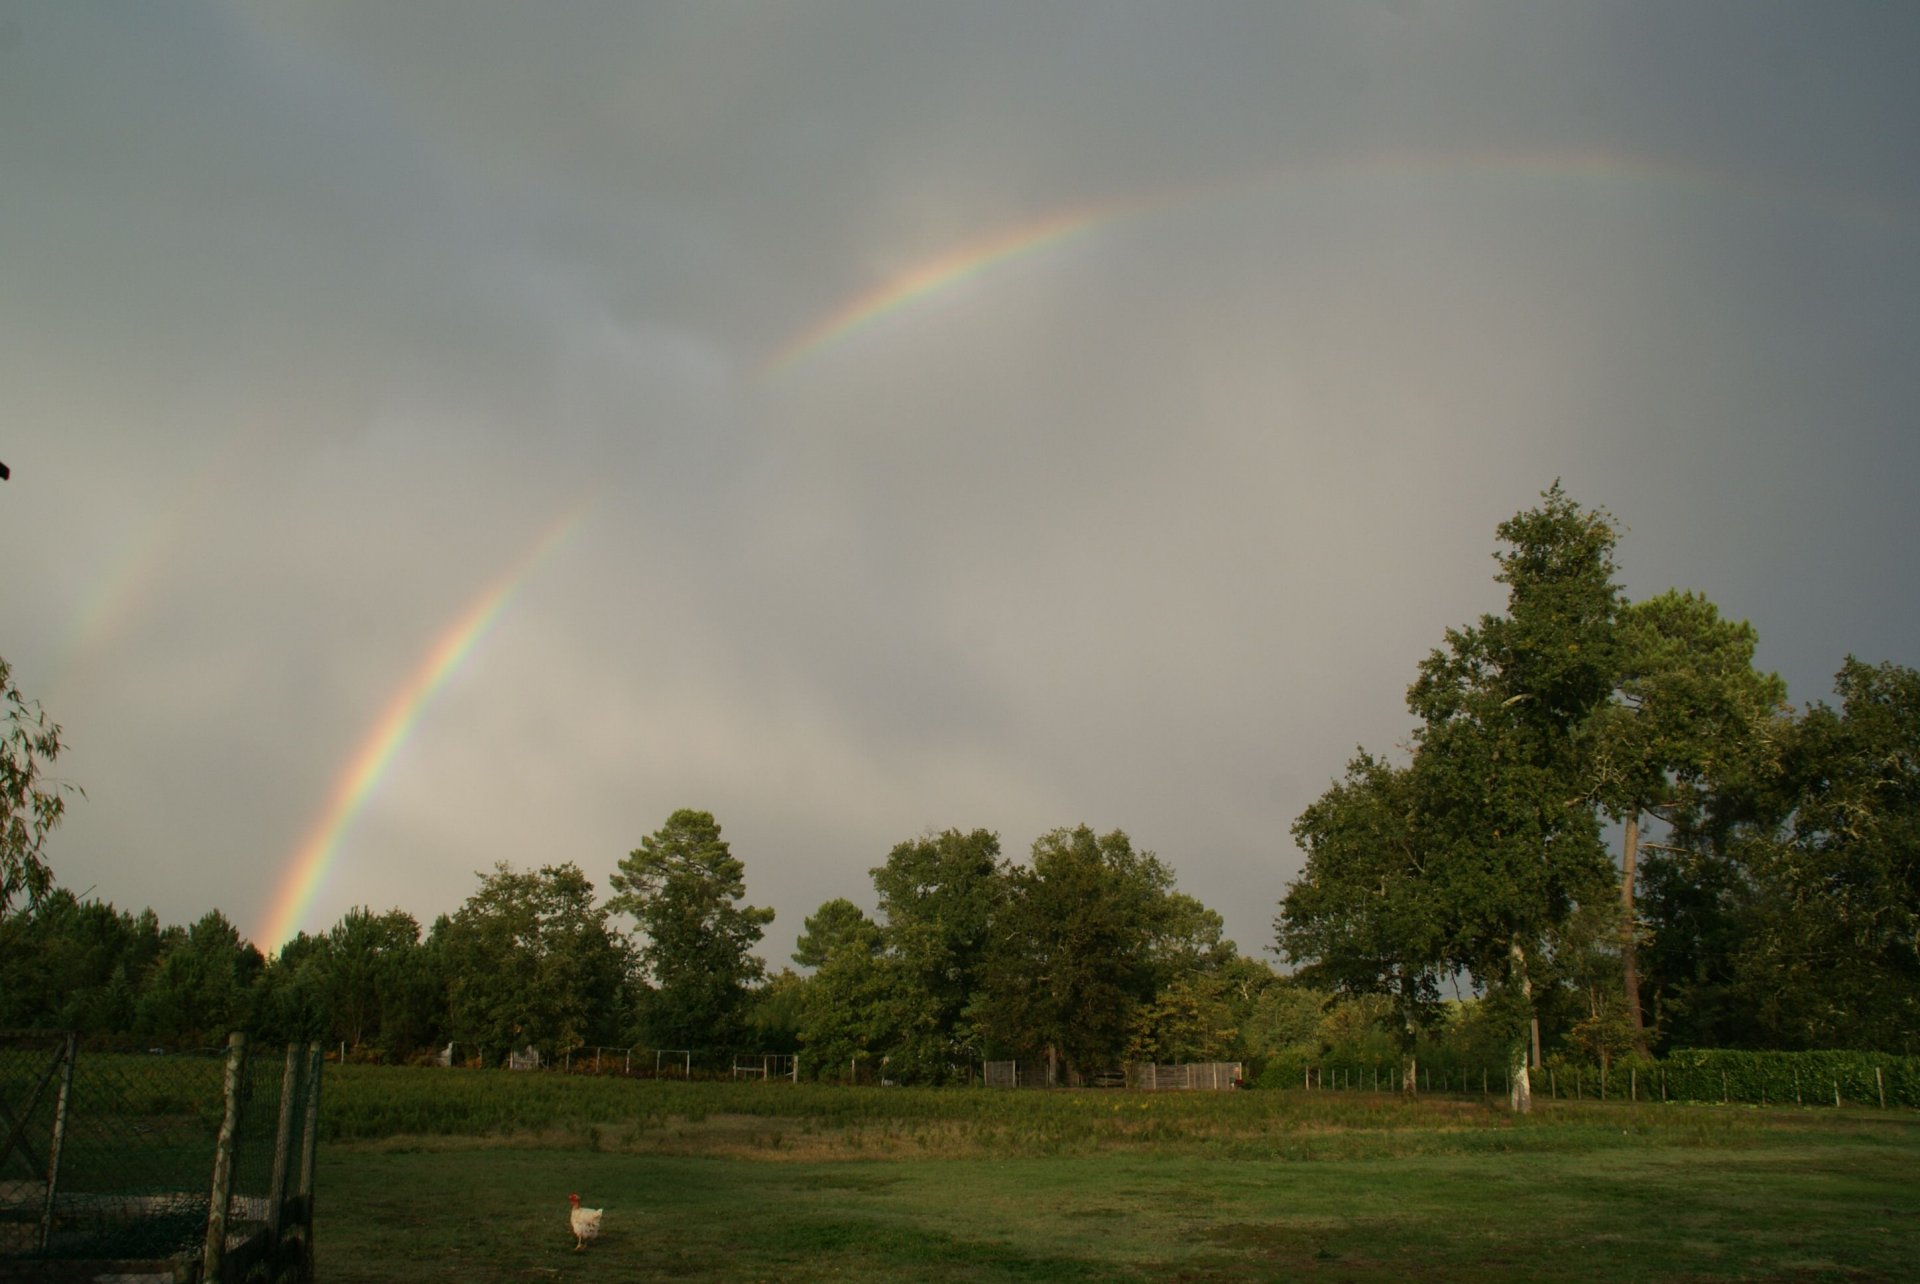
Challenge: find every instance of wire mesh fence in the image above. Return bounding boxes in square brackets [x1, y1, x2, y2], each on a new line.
[0, 1032, 322, 1283]
[1127, 1062, 1243, 1091]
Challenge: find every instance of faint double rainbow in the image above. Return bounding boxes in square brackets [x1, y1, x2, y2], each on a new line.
[254, 501, 593, 952]
[759, 145, 1914, 377]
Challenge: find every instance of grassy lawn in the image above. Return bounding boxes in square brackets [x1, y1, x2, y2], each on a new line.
[311, 1080, 1920, 1282]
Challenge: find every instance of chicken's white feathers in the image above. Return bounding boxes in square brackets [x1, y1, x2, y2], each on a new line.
[568, 1193, 604, 1250]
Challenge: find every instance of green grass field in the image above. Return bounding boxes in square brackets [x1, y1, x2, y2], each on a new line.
[312, 1070, 1920, 1282]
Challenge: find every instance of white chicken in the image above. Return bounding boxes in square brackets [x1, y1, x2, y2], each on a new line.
[568, 1192, 604, 1251]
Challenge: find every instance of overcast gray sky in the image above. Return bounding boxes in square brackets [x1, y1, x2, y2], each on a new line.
[4, 1, 1916, 965]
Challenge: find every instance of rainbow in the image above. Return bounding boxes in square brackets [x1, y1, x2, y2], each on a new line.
[758, 201, 1147, 376]
[47, 422, 262, 702]
[759, 146, 1914, 376]
[255, 502, 591, 951]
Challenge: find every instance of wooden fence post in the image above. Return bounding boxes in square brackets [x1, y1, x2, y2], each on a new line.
[1877, 1067, 1885, 1109]
[266, 1044, 299, 1254]
[36, 1033, 78, 1252]
[297, 1041, 324, 1282]
[204, 1032, 247, 1282]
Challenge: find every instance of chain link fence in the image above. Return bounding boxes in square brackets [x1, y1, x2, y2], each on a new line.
[0, 1032, 322, 1283]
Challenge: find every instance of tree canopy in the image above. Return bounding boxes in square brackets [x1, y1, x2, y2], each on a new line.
[610, 809, 775, 1052]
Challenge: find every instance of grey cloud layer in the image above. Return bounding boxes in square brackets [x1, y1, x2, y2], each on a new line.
[3, 0, 1916, 961]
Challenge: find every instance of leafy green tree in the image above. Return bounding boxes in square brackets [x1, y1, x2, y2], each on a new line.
[788, 896, 893, 1079]
[609, 809, 774, 1054]
[1730, 660, 1920, 1053]
[1281, 751, 1445, 1090]
[135, 910, 265, 1045]
[253, 930, 333, 1044]
[1314, 993, 1400, 1062]
[0, 890, 161, 1035]
[1125, 972, 1238, 1064]
[1587, 590, 1786, 1054]
[287, 907, 435, 1057]
[783, 902, 894, 1082]
[1405, 484, 1622, 1110]
[1235, 977, 1328, 1070]
[1635, 826, 1757, 1048]
[435, 862, 632, 1061]
[792, 897, 882, 970]
[746, 968, 807, 1056]
[974, 826, 1190, 1082]
[2, 657, 79, 913]
[871, 829, 1004, 1081]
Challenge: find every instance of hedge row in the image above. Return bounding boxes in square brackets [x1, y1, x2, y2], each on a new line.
[1638, 1048, 1920, 1108]
[1256, 1048, 1920, 1107]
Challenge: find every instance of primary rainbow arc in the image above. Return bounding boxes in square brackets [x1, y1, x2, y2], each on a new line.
[255, 504, 590, 951]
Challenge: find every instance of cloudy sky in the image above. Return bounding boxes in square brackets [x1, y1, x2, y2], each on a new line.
[4, 1, 1917, 966]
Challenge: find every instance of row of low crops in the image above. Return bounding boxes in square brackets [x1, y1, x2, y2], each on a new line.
[297, 1060, 1912, 1164]
[40, 1048, 1915, 1164]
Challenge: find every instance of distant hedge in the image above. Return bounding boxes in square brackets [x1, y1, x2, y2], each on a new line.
[1649, 1049, 1919, 1108]
[1259, 1048, 1920, 1107]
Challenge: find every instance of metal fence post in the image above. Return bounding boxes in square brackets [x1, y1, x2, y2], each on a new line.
[203, 1032, 247, 1282]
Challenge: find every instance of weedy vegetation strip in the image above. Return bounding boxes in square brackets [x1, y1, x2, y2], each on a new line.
[312, 1064, 1911, 1163]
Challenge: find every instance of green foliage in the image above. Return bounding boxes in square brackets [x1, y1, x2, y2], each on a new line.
[609, 809, 774, 1052]
[1652, 1047, 1920, 1107]
[792, 897, 881, 969]
[1731, 659, 1920, 1053]
[250, 907, 443, 1057]
[973, 826, 1203, 1079]
[1124, 972, 1237, 1064]
[436, 862, 632, 1058]
[1, 655, 79, 913]
[1589, 590, 1787, 820]
[870, 828, 1004, 1082]
[796, 946, 902, 1081]
[1282, 485, 1626, 1099]
[133, 910, 265, 1045]
[1232, 976, 1327, 1067]
[0, 890, 162, 1033]
[746, 968, 807, 1054]
[1281, 753, 1443, 1054]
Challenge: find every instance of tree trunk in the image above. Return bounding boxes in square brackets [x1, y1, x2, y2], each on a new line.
[1509, 937, 1533, 1115]
[1401, 997, 1420, 1095]
[1620, 811, 1651, 1059]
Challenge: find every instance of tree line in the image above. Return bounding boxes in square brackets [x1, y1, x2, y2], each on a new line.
[2, 486, 1914, 1092]
[1280, 484, 1919, 1108]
